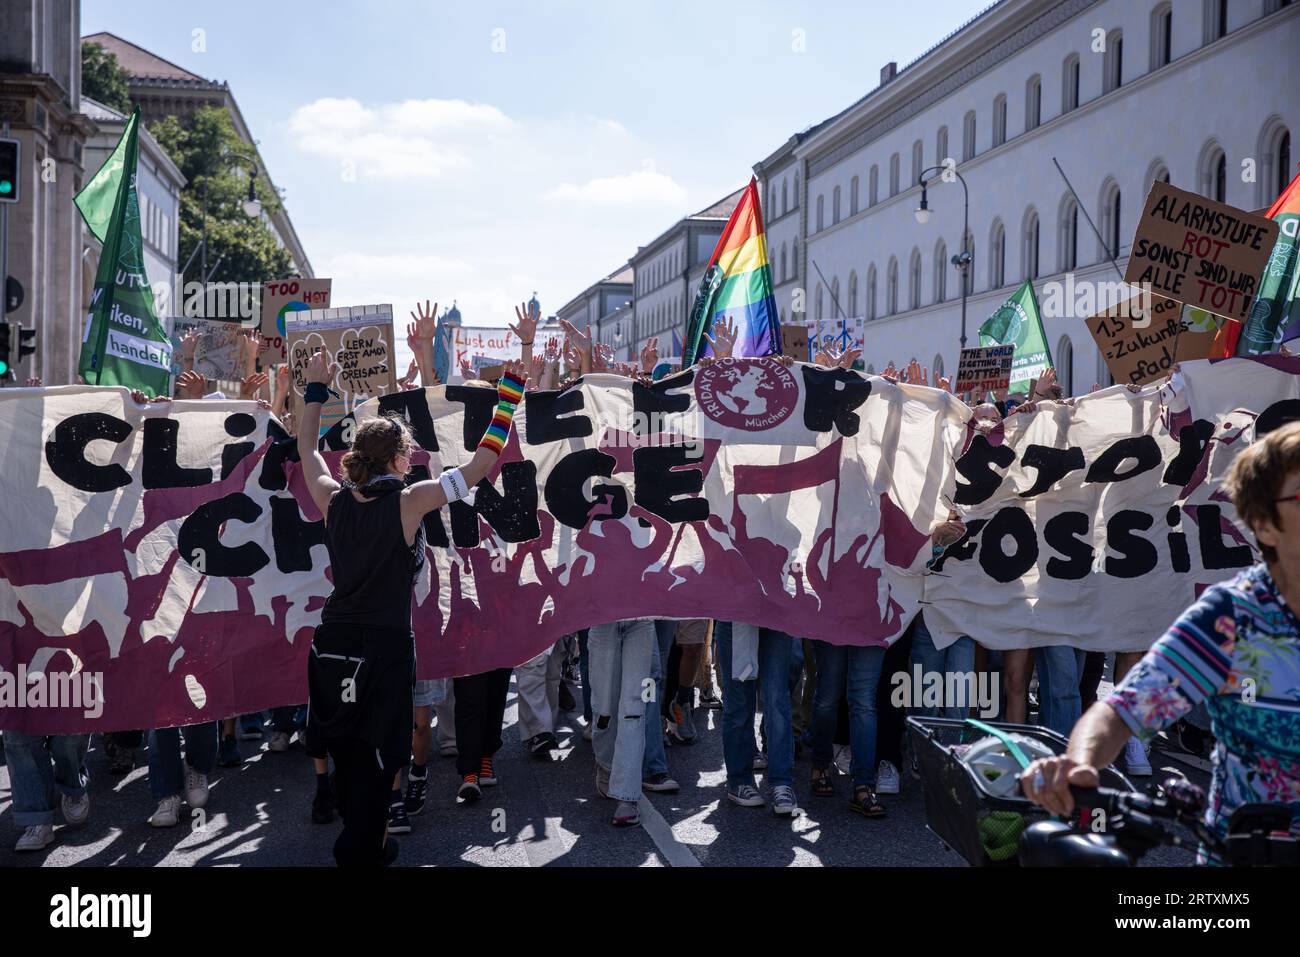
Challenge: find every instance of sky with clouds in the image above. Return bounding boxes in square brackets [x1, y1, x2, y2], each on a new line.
[84, 0, 989, 368]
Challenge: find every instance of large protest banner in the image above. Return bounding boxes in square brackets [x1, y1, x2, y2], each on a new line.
[1125, 180, 1278, 322]
[922, 355, 1300, 651]
[3, 356, 1295, 733]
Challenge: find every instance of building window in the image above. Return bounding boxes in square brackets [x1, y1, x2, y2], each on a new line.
[989, 220, 1006, 288]
[1099, 183, 1122, 259]
[830, 277, 840, 316]
[1063, 54, 1080, 112]
[816, 194, 825, 231]
[962, 111, 976, 161]
[1025, 75, 1042, 131]
[782, 179, 788, 215]
[850, 175, 860, 215]
[793, 173, 800, 206]
[866, 266, 877, 320]
[936, 126, 949, 164]
[1259, 120, 1293, 205]
[1060, 196, 1079, 271]
[1103, 30, 1123, 93]
[889, 153, 900, 196]
[780, 244, 788, 283]
[992, 95, 1007, 147]
[848, 271, 858, 317]
[791, 239, 798, 279]
[1023, 209, 1040, 281]
[1151, 4, 1172, 69]
[912, 139, 924, 184]
[869, 165, 879, 205]
[1205, 0, 1229, 42]
[909, 249, 922, 309]
[1278, 129, 1292, 196]
[833, 185, 842, 224]
[886, 258, 898, 315]
[1056, 335, 1074, 395]
[815, 285, 824, 321]
[934, 240, 947, 302]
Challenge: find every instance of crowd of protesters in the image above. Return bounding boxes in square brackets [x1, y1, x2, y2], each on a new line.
[4, 302, 1297, 868]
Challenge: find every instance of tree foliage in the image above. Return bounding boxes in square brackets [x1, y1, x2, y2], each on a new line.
[81, 42, 132, 113]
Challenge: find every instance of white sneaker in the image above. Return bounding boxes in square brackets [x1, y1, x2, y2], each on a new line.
[183, 765, 210, 808]
[876, 761, 901, 795]
[267, 731, 291, 752]
[727, 783, 765, 807]
[15, 824, 55, 852]
[1122, 737, 1152, 777]
[149, 794, 183, 827]
[582, 723, 593, 741]
[61, 791, 91, 827]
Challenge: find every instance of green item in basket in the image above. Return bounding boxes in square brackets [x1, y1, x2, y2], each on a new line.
[979, 810, 1027, 862]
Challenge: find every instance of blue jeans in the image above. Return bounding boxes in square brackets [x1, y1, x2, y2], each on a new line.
[810, 640, 886, 788]
[714, 622, 794, 789]
[1035, 646, 1088, 737]
[909, 617, 978, 720]
[577, 629, 592, 724]
[148, 722, 218, 802]
[643, 620, 676, 778]
[588, 619, 655, 803]
[2, 732, 89, 827]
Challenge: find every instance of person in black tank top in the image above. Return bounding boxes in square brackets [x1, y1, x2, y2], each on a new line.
[296, 348, 528, 867]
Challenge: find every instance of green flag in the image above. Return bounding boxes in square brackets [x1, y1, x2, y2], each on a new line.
[1235, 170, 1300, 356]
[75, 109, 173, 396]
[978, 280, 1051, 395]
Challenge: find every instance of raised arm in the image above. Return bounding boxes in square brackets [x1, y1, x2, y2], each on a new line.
[405, 359, 528, 519]
[298, 349, 342, 517]
[408, 299, 438, 387]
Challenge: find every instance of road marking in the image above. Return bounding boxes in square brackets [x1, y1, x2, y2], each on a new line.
[638, 796, 701, 867]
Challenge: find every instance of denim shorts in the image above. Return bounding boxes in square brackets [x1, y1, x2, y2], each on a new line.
[413, 679, 438, 708]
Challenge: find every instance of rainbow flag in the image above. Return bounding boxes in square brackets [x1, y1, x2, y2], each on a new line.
[682, 178, 782, 364]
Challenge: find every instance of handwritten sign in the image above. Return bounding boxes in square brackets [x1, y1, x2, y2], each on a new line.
[168, 316, 247, 381]
[286, 304, 397, 433]
[260, 278, 332, 359]
[1124, 180, 1278, 322]
[1086, 293, 1220, 386]
[447, 326, 520, 383]
[954, 344, 1014, 394]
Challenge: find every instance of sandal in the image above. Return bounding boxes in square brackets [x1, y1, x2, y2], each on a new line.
[811, 766, 835, 797]
[849, 786, 886, 818]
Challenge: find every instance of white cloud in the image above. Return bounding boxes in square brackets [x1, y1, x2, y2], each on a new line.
[287, 97, 513, 179]
[543, 159, 687, 206]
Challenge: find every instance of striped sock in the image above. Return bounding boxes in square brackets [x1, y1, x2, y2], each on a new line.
[478, 373, 525, 455]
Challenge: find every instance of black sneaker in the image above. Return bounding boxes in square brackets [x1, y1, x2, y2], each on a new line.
[698, 688, 722, 710]
[404, 772, 428, 816]
[558, 683, 577, 713]
[388, 799, 412, 834]
[109, 746, 135, 775]
[217, 735, 242, 768]
[312, 784, 336, 824]
[529, 732, 559, 758]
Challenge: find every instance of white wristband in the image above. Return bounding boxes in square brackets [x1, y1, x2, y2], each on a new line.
[439, 467, 476, 504]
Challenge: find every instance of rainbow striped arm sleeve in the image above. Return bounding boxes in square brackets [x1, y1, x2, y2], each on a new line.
[477, 372, 526, 455]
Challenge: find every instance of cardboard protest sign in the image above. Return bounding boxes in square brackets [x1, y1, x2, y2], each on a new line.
[954, 344, 1014, 393]
[1124, 180, 1278, 322]
[1085, 293, 1221, 385]
[286, 304, 397, 433]
[260, 278, 332, 359]
[168, 316, 247, 381]
[781, 324, 809, 360]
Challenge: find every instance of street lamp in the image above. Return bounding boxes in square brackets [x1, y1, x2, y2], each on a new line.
[241, 165, 263, 219]
[915, 165, 972, 349]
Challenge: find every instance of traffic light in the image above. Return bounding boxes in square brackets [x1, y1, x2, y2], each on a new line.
[18, 325, 35, 363]
[0, 138, 19, 205]
[0, 322, 11, 379]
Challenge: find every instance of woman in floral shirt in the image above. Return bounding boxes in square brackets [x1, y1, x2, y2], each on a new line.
[1021, 420, 1300, 862]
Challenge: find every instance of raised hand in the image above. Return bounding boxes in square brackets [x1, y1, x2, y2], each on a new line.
[305, 348, 339, 386]
[179, 328, 201, 361]
[559, 318, 592, 356]
[406, 321, 422, 352]
[409, 300, 439, 341]
[563, 338, 582, 374]
[839, 347, 862, 370]
[813, 349, 833, 366]
[704, 316, 738, 359]
[640, 336, 659, 373]
[176, 369, 207, 399]
[459, 358, 475, 380]
[936, 374, 952, 393]
[239, 371, 269, 400]
[510, 301, 538, 344]
[527, 351, 546, 387]
[499, 357, 528, 389]
[1032, 367, 1057, 398]
[881, 362, 899, 383]
[593, 342, 614, 372]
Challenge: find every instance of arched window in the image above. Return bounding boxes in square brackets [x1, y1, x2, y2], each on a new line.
[832, 185, 842, 224]
[932, 354, 945, 382]
[1150, 4, 1172, 69]
[1199, 140, 1227, 201]
[989, 220, 1006, 289]
[869, 165, 879, 206]
[1099, 180, 1122, 259]
[992, 95, 1007, 147]
[850, 175, 860, 215]
[886, 258, 899, 315]
[815, 285, 824, 321]
[780, 244, 788, 283]
[1063, 54, 1080, 112]
[934, 239, 948, 302]
[889, 153, 900, 196]
[866, 265, 877, 320]
[936, 126, 949, 164]
[1258, 119, 1293, 206]
[912, 139, 924, 185]
[816, 193, 825, 231]
[1059, 194, 1080, 271]
[848, 271, 858, 317]
[909, 248, 922, 310]
[793, 172, 800, 207]
[1056, 335, 1074, 396]
[830, 276, 840, 317]
[962, 111, 977, 161]
[1146, 158, 1171, 188]
[1103, 30, 1123, 93]
[1204, 0, 1229, 43]
[782, 179, 789, 215]
[1025, 75, 1042, 131]
[791, 239, 799, 279]
[1023, 207, 1040, 280]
